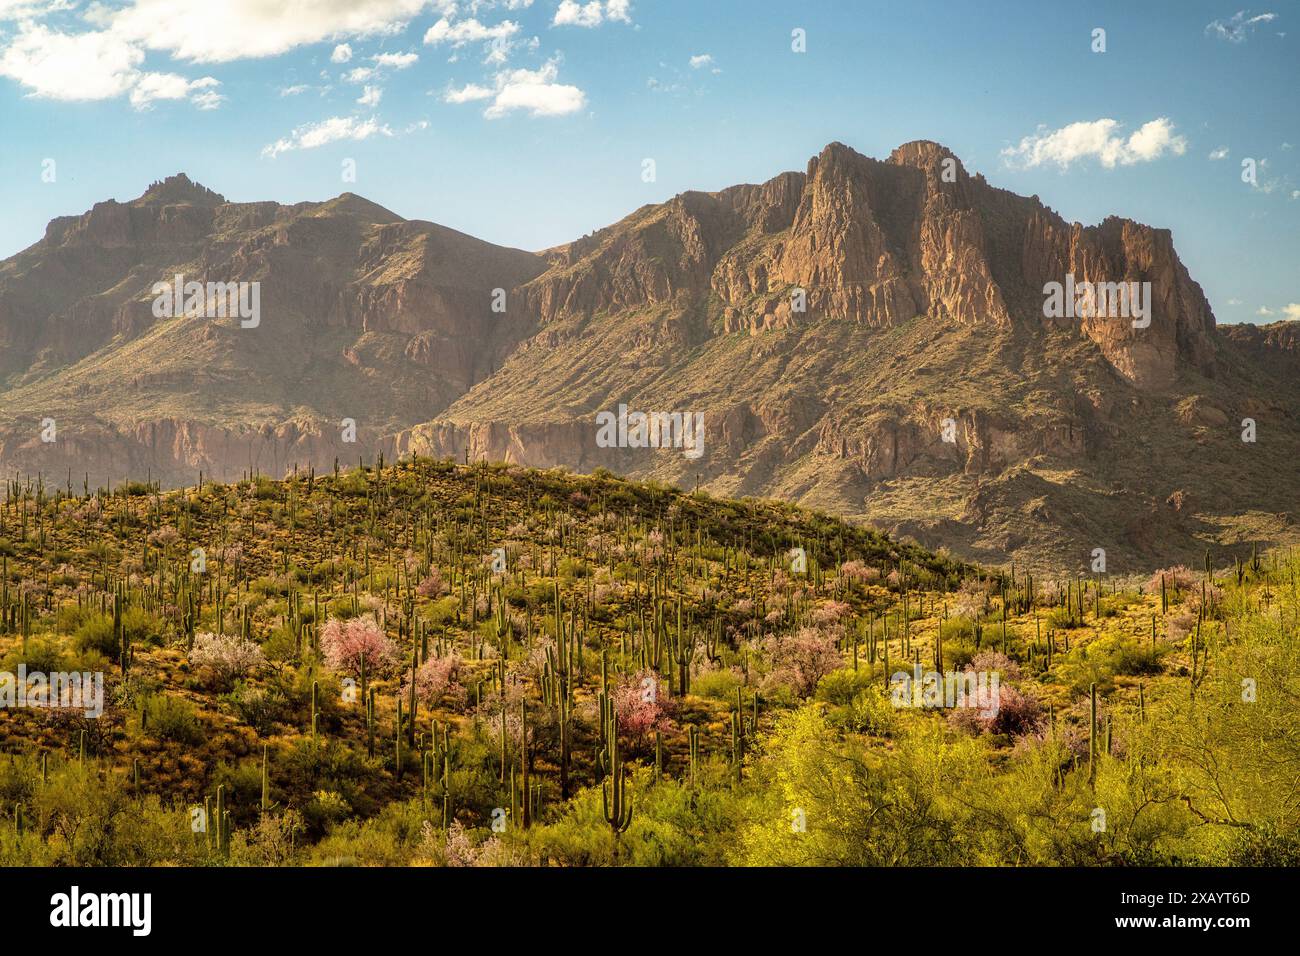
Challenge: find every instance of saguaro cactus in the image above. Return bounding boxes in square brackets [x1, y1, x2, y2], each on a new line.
[311, 679, 320, 747]
[261, 744, 270, 812]
[520, 699, 531, 829]
[1088, 682, 1098, 790]
[215, 784, 228, 857]
[602, 716, 632, 853]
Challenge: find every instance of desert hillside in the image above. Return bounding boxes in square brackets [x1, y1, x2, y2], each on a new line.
[0, 459, 1294, 866]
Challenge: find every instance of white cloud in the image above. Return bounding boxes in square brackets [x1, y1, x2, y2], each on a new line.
[1258, 307, 1275, 316]
[1284, 303, 1300, 320]
[372, 50, 418, 68]
[483, 58, 584, 117]
[554, 1, 602, 27]
[0, 0, 436, 108]
[357, 84, 382, 106]
[484, 33, 536, 65]
[443, 81, 494, 102]
[107, 0, 431, 64]
[424, 17, 520, 45]
[0, 22, 143, 100]
[340, 50, 415, 85]
[1001, 117, 1187, 170]
[0, 0, 76, 18]
[688, 53, 712, 69]
[1, 1, 584, 115]
[441, 56, 585, 118]
[1205, 10, 1277, 43]
[1209, 145, 1230, 160]
[553, 0, 631, 27]
[262, 114, 394, 158]
[190, 87, 224, 110]
[130, 71, 222, 110]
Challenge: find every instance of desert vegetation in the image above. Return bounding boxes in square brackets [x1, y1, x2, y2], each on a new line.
[0, 457, 1294, 866]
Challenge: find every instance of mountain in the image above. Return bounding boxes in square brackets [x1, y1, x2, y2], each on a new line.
[1, 147, 1296, 571]
[0, 173, 544, 481]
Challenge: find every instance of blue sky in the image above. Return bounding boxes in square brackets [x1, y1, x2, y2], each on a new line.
[0, 0, 1295, 323]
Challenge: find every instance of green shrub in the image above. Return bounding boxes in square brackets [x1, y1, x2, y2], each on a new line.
[940, 615, 976, 643]
[73, 614, 118, 659]
[1048, 606, 1082, 629]
[828, 685, 898, 737]
[2, 638, 65, 674]
[143, 693, 204, 745]
[224, 681, 288, 736]
[815, 666, 876, 706]
[691, 665, 743, 700]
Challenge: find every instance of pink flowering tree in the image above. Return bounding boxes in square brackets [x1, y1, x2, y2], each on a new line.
[812, 600, 852, 626]
[839, 560, 880, 584]
[319, 615, 397, 677]
[948, 684, 1045, 738]
[969, 650, 1022, 683]
[762, 626, 842, 698]
[609, 668, 675, 744]
[404, 653, 466, 710]
[415, 568, 449, 598]
[1145, 566, 1200, 596]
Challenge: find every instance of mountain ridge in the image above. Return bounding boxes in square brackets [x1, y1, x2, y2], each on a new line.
[1, 140, 1295, 571]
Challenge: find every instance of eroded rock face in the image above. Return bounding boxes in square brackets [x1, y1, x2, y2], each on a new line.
[810, 402, 1091, 481]
[1021, 213, 1216, 389]
[518, 141, 1215, 392]
[1222, 320, 1300, 381]
[0, 417, 374, 485]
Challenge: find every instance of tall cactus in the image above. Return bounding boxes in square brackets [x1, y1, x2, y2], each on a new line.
[408, 642, 418, 747]
[601, 711, 632, 854]
[520, 699, 531, 829]
[688, 724, 700, 789]
[310, 679, 320, 747]
[215, 784, 228, 857]
[730, 710, 743, 784]
[1088, 682, 1098, 790]
[261, 744, 270, 812]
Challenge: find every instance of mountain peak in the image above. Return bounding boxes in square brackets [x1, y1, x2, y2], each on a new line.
[807, 139, 970, 181]
[316, 192, 403, 223]
[888, 139, 966, 175]
[138, 173, 225, 206]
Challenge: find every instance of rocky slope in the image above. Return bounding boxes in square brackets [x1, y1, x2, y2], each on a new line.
[0, 147, 1294, 571]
